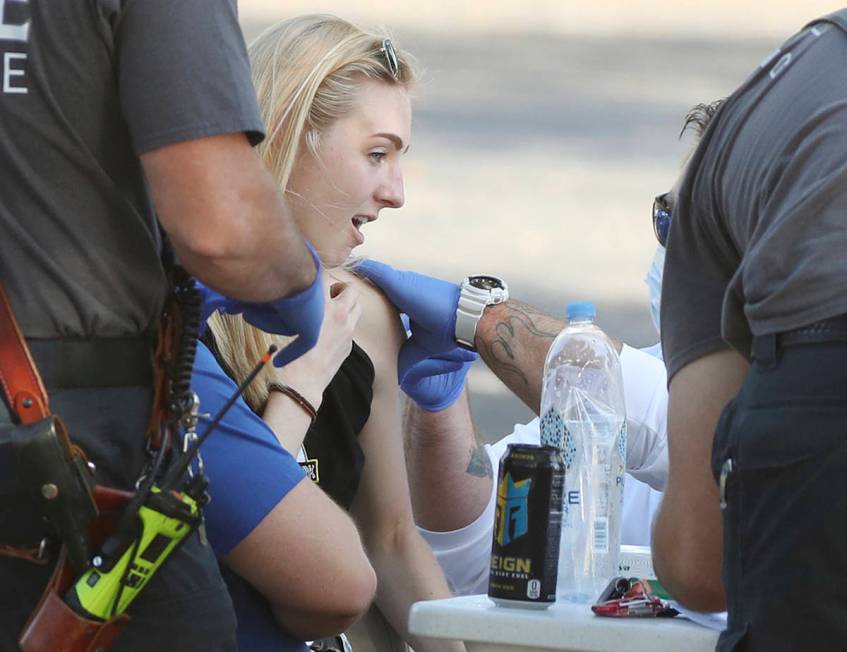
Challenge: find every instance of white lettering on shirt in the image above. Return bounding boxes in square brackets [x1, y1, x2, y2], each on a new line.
[3, 51, 26, 93]
[769, 53, 792, 80]
[759, 47, 781, 70]
[0, 0, 29, 42]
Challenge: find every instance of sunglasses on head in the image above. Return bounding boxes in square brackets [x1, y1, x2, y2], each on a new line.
[652, 193, 672, 247]
[380, 39, 400, 80]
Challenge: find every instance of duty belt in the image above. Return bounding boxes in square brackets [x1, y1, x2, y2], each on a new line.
[752, 314, 847, 366]
[0, 337, 154, 504]
[26, 337, 154, 389]
[777, 314, 847, 348]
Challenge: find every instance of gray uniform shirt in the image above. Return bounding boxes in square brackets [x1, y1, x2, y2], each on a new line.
[0, 0, 264, 338]
[661, 15, 847, 381]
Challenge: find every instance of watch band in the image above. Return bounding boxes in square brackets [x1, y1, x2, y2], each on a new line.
[455, 276, 508, 350]
[455, 286, 490, 349]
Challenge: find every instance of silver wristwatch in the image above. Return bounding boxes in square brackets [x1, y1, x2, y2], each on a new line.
[455, 275, 509, 350]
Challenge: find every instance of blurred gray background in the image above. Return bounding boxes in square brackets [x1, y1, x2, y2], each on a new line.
[239, 1, 843, 442]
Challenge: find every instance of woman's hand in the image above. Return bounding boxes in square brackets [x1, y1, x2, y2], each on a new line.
[270, 278, 362, 411]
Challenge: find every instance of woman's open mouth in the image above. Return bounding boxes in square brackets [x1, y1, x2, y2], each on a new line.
[351, 215, 375, 246]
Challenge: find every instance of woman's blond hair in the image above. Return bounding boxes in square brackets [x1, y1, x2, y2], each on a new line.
[208, 14, 415, 412]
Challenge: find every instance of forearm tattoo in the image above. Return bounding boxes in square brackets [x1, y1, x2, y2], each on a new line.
[479, 301, 560, 387]
[466, 433, 493, 479]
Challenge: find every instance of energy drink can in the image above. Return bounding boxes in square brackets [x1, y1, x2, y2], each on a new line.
[488, 444, 564, 609]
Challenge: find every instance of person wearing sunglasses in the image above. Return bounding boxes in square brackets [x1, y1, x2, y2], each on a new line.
[355, 102, 724, 603]
[653, 193, 673, 248]
[655, 11, 847, 650]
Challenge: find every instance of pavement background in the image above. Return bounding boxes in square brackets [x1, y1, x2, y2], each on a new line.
[238, 1, 845, 441]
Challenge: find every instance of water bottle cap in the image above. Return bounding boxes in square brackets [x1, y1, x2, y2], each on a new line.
[567, 301, 596, 321]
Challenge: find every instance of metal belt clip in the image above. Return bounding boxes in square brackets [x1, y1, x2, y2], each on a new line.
[181, 393, 204, 478]
[310, 634, 353, 652]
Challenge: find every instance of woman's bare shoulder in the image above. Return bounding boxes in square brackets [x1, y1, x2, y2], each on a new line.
[328, 267, 404, 365]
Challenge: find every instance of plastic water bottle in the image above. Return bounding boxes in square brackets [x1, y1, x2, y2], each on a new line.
[539, 302, 627, 604]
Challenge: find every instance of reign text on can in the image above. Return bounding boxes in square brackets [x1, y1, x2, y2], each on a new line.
[488, 444, 565, 609]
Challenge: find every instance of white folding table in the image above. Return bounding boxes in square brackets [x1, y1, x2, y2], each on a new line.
[409, 594, 720, 652]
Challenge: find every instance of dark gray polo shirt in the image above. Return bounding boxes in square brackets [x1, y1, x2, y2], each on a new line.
[661, 14, 847, 381]
[0, 0, 264, 338]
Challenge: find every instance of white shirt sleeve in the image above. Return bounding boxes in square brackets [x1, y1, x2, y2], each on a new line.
[620, 344, 668, 491]
[621, 475, 664, 547]
[417, 496, 494, 596]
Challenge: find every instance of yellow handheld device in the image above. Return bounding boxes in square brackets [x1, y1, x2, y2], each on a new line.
[65, 487, 200, 620]
[64, 343, 276, 623]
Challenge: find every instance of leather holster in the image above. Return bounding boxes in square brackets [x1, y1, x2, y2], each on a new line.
[18, 547, 129, 652]
[7, 415, 98, 572]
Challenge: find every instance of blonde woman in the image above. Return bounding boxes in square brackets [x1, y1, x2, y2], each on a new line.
[200, 15, 463, 652]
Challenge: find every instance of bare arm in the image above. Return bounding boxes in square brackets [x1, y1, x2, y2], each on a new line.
[475, 300, 622, 414]
[224, 478, 376, 640]
[262, 281, 362, 453]
[142, 132, 315, 302]
[404, 389, 493, 532]
[351, 280, 464, 652]
[214, 282, 371, 639]
[652, 348, 749, 612]
[474, 300, 562, 413]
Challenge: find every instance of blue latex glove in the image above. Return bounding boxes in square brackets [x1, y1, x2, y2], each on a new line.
[198, 243, 324, 367]
[356, 260, 478, 409]
[401, 347, 477, 411]
[355, 259, 461, 354]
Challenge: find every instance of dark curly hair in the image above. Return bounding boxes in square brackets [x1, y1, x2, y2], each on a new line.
[680, 99, 726, 139]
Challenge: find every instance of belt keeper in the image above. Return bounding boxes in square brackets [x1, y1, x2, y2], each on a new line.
[752, 333, 777, 369]
[266, 382, 318, 426]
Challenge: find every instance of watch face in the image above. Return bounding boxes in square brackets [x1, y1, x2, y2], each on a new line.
[469, 275, 503, 290]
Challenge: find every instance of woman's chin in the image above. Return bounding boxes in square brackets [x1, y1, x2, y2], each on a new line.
[321, 249, 352, 269]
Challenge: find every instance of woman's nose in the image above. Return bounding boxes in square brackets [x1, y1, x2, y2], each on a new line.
[376, 165, 405, 209]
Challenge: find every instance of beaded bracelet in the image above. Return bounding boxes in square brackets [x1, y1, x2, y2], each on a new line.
[267, 382, 318, 426]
